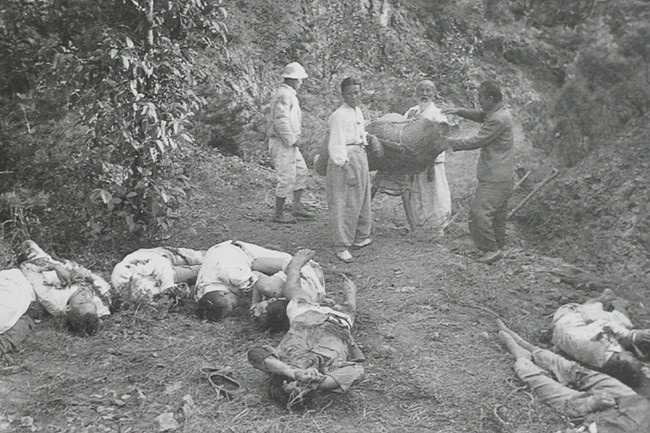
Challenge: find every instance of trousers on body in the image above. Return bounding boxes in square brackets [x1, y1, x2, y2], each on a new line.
[469, 180, 514, 252]
[326, 146, 372, 249]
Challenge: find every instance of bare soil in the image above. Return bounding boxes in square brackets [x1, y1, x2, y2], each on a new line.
[1, 148, 649, 433]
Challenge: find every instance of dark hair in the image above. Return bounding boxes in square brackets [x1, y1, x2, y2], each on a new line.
[340, 77, 361, 93]
[266, 299, 290, 333]
[66, 310, 100, 336]
[605, 353, 644, 388]
[479, 80, 503, 103]
[196, 292, 230, 322]
[268, 374, 314, 410]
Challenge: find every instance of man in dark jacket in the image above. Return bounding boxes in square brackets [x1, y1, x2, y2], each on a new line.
[444, 80, 515, 264]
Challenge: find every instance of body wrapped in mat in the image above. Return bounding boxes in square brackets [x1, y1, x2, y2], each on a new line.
[313, 113, 448, 177]
[366, 113, 448, 175]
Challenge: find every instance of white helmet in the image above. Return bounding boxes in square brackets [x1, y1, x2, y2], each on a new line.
[282, 62, 308, 80]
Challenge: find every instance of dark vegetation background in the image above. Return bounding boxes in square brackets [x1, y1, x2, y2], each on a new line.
[2, 2, 650, 432]
[1, 0, 649, 298]
[3, 0, 649, 294]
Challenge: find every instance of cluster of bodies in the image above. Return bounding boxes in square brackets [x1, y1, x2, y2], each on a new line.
[1, 239, 650, 431]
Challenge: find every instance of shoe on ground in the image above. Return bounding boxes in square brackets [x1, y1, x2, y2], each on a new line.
[352, 238, 372, 248]
[335, 250, 353, 263]
[273, 212, 297, 224]
[292, 208, 315, 219]
[477, 250, 503, 264]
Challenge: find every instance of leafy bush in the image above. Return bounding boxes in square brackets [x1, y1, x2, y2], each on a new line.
[1, 0, 229, 244]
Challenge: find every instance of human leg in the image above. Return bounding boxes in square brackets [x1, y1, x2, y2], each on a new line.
[172, 265, 201, 284]
[340, 274, 357, 324]
[492, 180, 514, 250]
[469, 182, 499, 253]
[430, 162, 452, 232]
[284, 249, 317, 302]
[0, 314, 35, 362]
[292, 151, 314, 218]
[326, 161, 356, 262]
[401, 190, 417, 233]
[351, 147, 372, 246]
[270, 139, 298, 223]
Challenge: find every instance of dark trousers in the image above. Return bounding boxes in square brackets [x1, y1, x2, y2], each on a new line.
[469, 180, 514, 252]
[0, 314, 35, 355]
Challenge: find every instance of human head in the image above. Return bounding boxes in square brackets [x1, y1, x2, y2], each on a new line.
[415, 79, 436, 106]
[606, 351, 645, 387]
[66, 288, 100, 336]
[477, 80, 502, 111]
[20, 240, 51, 262]
[340, 77, 362, 108]
[196, 290, 239, 322]
[251, 298, 290, 332]
[282, 62, 307, 91]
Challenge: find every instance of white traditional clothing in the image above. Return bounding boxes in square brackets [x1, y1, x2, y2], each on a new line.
[111, 247, 204, 299]
[404, 103, 452, 233]
[195, 241, 291, 300]
[267, 83, 308, 198]
[326, 104, 372, 248]
[552, 302, 633, 368]
[0, 269, 35, 334]
[19, 241, 111, 318]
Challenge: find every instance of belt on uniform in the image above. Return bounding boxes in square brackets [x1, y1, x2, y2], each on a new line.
[346, 142, 365, 147]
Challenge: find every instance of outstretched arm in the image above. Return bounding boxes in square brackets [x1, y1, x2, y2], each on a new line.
[442, 107, 486, 123]
[283, 249, 316, 302]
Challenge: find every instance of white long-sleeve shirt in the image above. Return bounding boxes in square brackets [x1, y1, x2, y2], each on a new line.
[327, 104, 367, 167]
[267, 84, 302, 146]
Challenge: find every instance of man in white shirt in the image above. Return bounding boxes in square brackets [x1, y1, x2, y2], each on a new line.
[403, 80, 452, 235]
[18, 240, 112, 336]
[111, 247, 204, 301]
[194, 240, 293, 321]
[267, 62, 314, 224]
[326, 77, 372, 263]
[551, 289, 650, 393]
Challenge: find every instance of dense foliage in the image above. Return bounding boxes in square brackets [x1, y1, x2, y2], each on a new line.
[1, 0, 227, 245]
[1, 0, 649, 253]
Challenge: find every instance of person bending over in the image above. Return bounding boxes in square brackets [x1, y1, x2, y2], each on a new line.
[248, 249, 365, 408]
[497, 319, 650, 433]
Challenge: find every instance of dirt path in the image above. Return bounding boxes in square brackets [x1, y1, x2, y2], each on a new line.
[2, 150, 647, 433]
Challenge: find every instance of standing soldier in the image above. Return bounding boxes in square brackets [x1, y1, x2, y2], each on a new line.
[267, 62, 314, 224]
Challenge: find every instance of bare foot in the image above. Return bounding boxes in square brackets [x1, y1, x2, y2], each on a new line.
[498, 330, 532, 360]
[292, 249, 315, 268]
[496, 319, 538, 353]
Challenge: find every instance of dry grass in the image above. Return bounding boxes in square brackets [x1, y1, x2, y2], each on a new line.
[2, 147, 648, 433]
